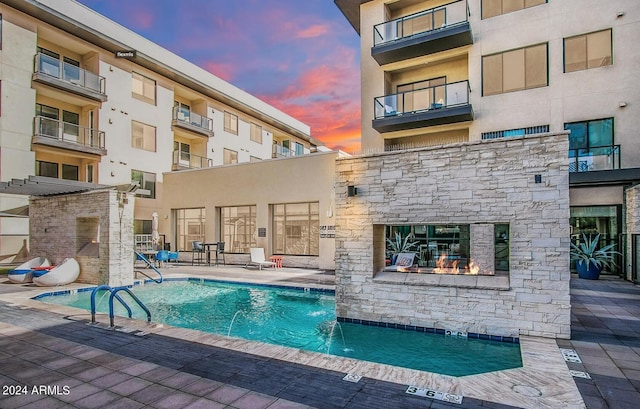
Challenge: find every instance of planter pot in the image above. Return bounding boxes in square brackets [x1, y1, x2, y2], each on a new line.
[576, 260, 602, 280]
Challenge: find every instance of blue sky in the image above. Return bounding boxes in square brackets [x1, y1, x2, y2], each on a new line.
[77, 0, 361, 152]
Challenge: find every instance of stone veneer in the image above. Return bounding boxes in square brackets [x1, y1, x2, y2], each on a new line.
[30, 189, 135, 287]
[334, 132, 571, 339]
[625, 185, 640, 281]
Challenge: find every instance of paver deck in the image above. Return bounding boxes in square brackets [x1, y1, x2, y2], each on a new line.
[0, 265, 637, 408]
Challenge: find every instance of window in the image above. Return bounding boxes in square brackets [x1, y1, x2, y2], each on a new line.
[36, 161, 58, 178]
[62, 164, 79, 181]
[570, 206, 620, 274]
[220, 206, 257, 253]
[223, 148, 238, 165]
[87, 164, 94, 183]
[132, 72, 156, 104]
[250, 123, 262, 143]
[131, 170, 156, 199]
[396, 77, 446, 113]
[131, 121, 156, 152]
[482, 125, 549, 140]
[565, 118, 614, 172]
[174, 101, 190, 119]
[224, 111, 238, 134]
[481, 0, 546, 19]
[273, 202, 319, 256]
[294, 142, 304, 156]
[482, 43, 547, 96]
[35, 103, 59, 138]
[62, 110, 79, 138]
[564, 29, 612, 73]
[175, 208, 205, 251]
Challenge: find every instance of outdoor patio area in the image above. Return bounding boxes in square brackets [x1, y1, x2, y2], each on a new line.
[0, 265, 638, 408]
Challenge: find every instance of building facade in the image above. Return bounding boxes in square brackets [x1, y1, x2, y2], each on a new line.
[335, 0, 640, 281]
[0, 0, 322, 259]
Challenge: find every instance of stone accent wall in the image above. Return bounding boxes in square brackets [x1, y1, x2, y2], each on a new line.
[625, 185, 640, 281]
[335, 133, 571, 339]
[30, 189, 135, 287]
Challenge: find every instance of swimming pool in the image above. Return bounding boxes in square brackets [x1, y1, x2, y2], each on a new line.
[36, 279, 522, 376]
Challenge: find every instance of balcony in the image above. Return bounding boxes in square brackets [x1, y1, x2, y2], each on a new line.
[569, 145, 620, 173]
[373, 80, 473, 133]
[272, 144, 292, 159]
[372, 0, 472, 65]
[32, 53, 107, 102]
[172, 107, 213, 137]
[172, 150, 213, 171]
[33, 116, 107, 156]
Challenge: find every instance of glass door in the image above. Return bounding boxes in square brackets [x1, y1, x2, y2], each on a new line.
[570, 205, 621, 274]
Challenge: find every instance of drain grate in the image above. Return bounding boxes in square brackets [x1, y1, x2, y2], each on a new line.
[406, 386, 463, 404]
[560, 348, 582, 363]
[342, 373, 362, 383]
[570, 370, 591, 379]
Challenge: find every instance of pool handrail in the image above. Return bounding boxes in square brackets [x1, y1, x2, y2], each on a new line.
[90, 285, 132, 323]
[134, 251, 164, 283]
[108, 287, 152, 327]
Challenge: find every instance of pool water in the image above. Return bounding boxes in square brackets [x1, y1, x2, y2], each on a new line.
[38, 280, 522, 376]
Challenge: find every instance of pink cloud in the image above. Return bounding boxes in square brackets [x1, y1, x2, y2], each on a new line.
[203, 62, 235, 82]
[296, 24, 329, 38]
[122, 7, 154, 30]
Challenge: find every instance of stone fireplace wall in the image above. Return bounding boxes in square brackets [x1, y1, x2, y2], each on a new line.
[30, 189, 135, 287]
[335, 132, 571, 339]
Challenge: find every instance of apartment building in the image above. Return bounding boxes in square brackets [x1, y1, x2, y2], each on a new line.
[336, 0, 640, 281]
[0, 0, 322, 259]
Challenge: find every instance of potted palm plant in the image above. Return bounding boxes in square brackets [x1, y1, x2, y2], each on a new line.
[570, 234, 620, 280]
[386, 232, 419, 265]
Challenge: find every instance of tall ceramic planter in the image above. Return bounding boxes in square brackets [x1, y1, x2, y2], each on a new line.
[576, 260, 602, 280]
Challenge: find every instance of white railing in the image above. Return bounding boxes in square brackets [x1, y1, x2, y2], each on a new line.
[35, 116, 105, 149]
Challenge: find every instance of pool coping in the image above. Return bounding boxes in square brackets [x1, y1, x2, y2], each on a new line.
[0, 272, 585, 409]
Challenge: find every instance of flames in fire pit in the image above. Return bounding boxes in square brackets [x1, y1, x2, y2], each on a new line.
[431, 253, 491, 275]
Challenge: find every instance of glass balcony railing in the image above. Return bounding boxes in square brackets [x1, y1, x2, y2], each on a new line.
[569, 145, 620, 173]
[374, 0, 469, 46]
[34, 116, 105, 150]
[272, 144, 292, 158]
[172, 107, 213, 133]
[172, 150, 213, 169]
[374, 80, 470, 119]
[34, 53, 105, 94]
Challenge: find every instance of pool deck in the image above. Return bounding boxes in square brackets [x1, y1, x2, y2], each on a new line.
[0, 264, 637, 408]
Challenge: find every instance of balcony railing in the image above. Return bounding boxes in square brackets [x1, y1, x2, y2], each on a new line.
[34, 52, 106, 95]
[172, 107, 213, 135]
[374, 0, 469, 46]
[569, 145, 620, 173]
[272, 144, 292, 158]
[34, 116, 105, 153]
[172, 150, 213, 170]
[375, 80, 470, 119]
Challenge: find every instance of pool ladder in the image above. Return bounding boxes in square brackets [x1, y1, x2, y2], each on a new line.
[134, 251, 164, 283]
[90, 285, 152, 327]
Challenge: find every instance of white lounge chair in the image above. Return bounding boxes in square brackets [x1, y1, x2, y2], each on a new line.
[248, 248, 276, 270]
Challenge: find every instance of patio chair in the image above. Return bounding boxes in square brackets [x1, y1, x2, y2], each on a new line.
[248, 247, 276, 270]
[215, 241, 226, 266]
[191, 241, 204, 265]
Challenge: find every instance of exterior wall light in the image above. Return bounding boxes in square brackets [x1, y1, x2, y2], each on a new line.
[348, 185, 358, 197]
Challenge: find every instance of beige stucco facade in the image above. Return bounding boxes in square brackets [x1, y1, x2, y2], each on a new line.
[160, 152, 342, 270]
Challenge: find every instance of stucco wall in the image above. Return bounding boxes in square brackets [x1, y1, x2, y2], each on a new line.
[335, 132, 571, 338]
[30, 190, 135, 287]
[160, 152, 340, 270]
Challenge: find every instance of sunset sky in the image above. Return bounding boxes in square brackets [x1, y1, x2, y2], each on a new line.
[77, 0, 362, 153]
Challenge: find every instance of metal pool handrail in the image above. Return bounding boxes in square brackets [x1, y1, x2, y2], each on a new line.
[90, 285, 132, 323]
[134, 251, 164, 283]
[108, 287, 151, 327]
